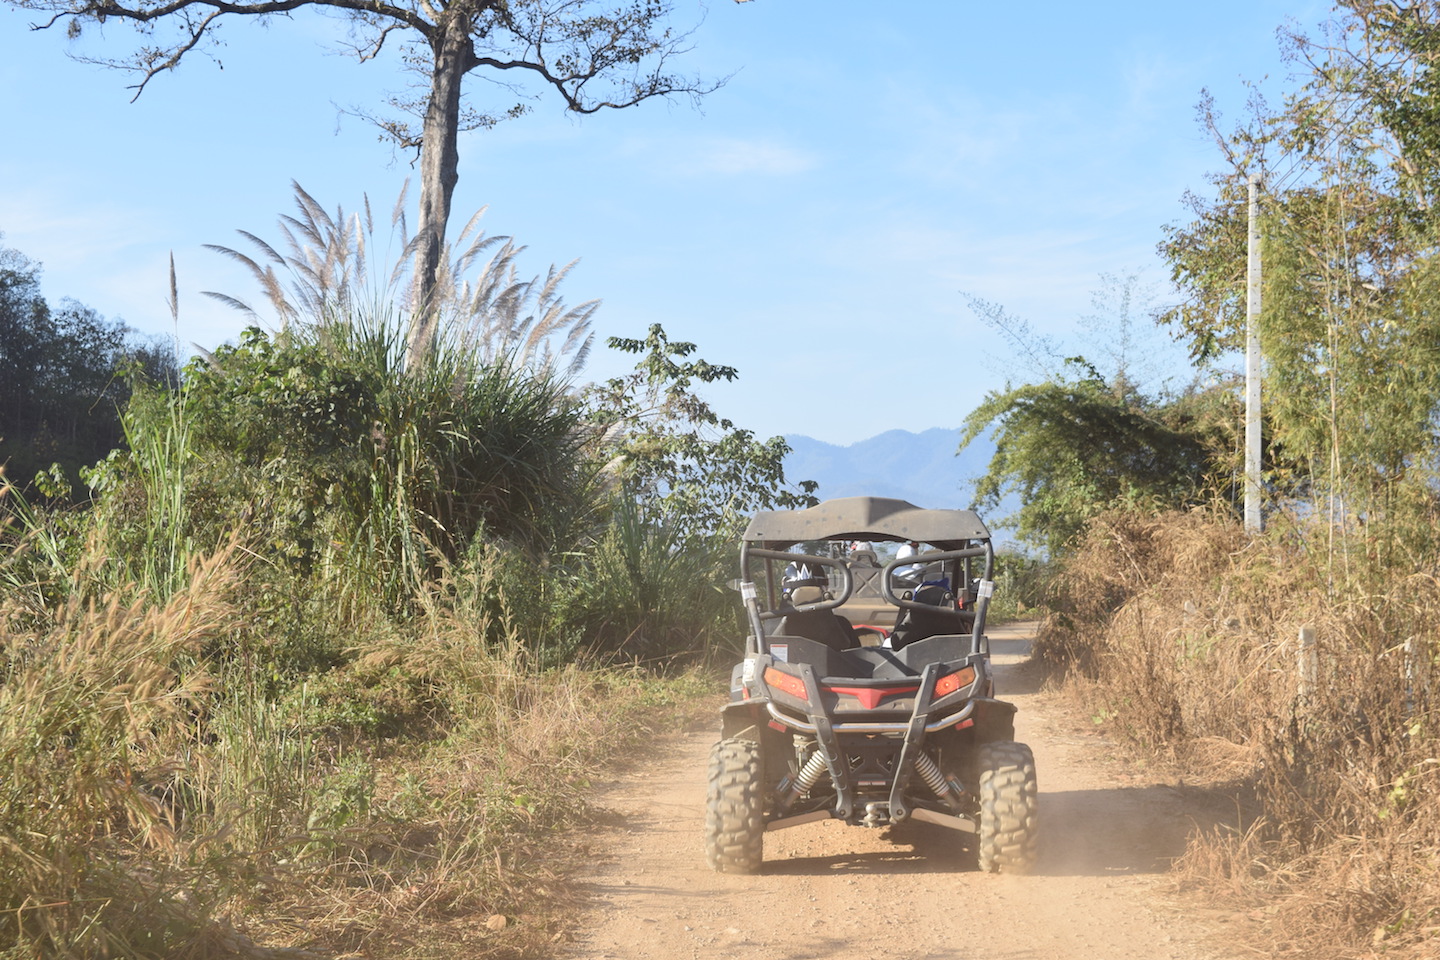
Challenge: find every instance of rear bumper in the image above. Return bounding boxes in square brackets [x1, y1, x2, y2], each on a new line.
[765, 699, 976, 735]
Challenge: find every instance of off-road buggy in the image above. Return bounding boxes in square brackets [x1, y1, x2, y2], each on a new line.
[704, 496, 1038, 874]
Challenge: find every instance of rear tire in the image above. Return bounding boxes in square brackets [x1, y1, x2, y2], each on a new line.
[976, 740, 1038, 874]
[704, 738, 765, 873]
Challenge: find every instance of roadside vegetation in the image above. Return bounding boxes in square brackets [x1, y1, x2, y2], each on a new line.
[1042, 509, 1440, 960]
[0, 239, 176, 497]
[964, 5, 1440, 957]
[12, 3, 1440, 958]
[0, 187, 813, 958]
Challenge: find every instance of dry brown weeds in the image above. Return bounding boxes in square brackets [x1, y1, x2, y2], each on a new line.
[0, 547, 256, 958]
[1, 534, 718, 959]
[1039, 507, 1440, 959]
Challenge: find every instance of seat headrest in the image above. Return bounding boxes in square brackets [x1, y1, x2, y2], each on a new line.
[790, 585, 826, 605]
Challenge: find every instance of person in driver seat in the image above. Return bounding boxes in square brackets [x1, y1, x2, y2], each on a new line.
[777, 563, 860, 651]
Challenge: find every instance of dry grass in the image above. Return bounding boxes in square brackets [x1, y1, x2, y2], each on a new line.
[0, 532, 720, 959]
[0, 547, 256, 958]
[232, 654, 718, 959]
[1038, 506, 1440, 959]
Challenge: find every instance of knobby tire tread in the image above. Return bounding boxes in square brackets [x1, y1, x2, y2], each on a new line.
[977, 739, 1039, 874]
[704, 738, 764, 874]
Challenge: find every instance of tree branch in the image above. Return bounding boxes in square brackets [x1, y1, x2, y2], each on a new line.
[75, 0, 428, 31]
[354, 20, 404, 61]
[127, 9, 221, 100]
[24, 0, 437, 96]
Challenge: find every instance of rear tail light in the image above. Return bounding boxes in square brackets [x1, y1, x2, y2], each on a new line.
[763, 667, 809, 702]
[933, 665, 977, 698]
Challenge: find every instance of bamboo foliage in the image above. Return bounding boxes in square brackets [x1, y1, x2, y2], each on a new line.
[1047, 7, 1440, 956]
[1161, 5, 1440, 552]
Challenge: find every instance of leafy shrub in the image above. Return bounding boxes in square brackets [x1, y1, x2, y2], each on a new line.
[177, 317, 591, 605]
[569, 498, 738, 662]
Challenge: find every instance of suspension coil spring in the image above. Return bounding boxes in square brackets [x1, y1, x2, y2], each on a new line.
[782, 751, 830, 808]
[913, 753, 952, 798]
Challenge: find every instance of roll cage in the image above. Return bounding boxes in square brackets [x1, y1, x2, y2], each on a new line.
[738, 496, 995, 658]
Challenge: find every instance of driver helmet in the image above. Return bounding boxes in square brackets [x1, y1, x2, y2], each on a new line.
[782, 562, 828, 600]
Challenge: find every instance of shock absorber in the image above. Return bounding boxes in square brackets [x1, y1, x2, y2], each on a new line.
[913, 753, 966, 813]
[778, 750, 829, 810]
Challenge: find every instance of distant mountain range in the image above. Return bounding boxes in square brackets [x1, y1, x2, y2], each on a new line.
[782, 427, 996, 511]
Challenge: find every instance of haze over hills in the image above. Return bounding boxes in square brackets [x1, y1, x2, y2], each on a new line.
[782, 427, 995, 512]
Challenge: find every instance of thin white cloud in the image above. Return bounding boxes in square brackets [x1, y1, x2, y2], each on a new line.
[619, 133, 819, 177]
[695, 136, 818, 175]
[847, 82, 1008, 185]
[1121, 51, 1184, 118]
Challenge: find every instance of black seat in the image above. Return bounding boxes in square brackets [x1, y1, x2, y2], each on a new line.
[889, 583, 971, 651]
[777, 607, 859, 652]
[775, 583, 861, 652]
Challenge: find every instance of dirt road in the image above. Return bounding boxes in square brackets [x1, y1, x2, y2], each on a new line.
[561, 622, 1252, 960]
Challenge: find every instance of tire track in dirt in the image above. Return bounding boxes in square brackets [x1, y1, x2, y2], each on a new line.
[560, 622, 1256, 960]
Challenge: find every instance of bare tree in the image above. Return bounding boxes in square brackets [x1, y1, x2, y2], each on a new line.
[12, 0, 732, 363]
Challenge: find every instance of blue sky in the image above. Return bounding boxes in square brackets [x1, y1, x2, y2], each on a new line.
[1, 0, 1323, 445]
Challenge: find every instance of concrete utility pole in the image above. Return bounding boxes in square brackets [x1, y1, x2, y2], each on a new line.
[1244, 172, 1264, 535]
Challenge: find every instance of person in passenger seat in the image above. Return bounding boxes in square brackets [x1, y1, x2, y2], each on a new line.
[888, 583, 968, 651]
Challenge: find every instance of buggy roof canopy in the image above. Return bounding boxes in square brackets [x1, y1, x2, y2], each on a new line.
[742, 497, 991, 549]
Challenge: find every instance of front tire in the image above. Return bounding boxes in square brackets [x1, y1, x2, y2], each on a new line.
[976, 740, 1038, 874]
[704, 738, 765, 873]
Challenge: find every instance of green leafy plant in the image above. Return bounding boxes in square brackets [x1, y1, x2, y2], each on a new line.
[588, 323, 817, 543]
[960, 360, 1228, 555]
